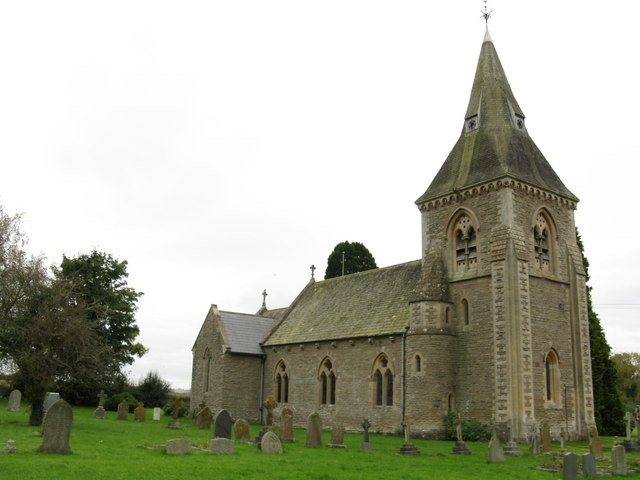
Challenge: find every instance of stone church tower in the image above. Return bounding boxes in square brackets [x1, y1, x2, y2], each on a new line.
[408, 29, 595, 440]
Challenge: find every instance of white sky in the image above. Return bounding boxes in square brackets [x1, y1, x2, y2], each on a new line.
[1, 1, 638, 390]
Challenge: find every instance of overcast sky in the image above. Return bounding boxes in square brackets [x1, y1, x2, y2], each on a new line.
[1, 1, 638, 389]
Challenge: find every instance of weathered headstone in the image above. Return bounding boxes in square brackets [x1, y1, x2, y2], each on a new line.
[582, 453, 597, 478]
[306, 412, 322, 447]
[611, 443, 627, 476]
[562, 452, 578, 480]
[279, 407, 294, 443]
[165, 438, 192, 455]
[93, 391, 107, 419]
[488, 426, 505, 463]
[328, 424, 346, 448]
[7, 390, 21, 412]
[153, 407, 161, 421]
[38, 399, 73, 454]
[625, 411, 633, 440]
[452, 412, 472, 455]
[209, 437, 234, 455]
[43, 392, 60, 413]
[260, 430, 283, 454]
[635, 405, 640, 442]
[264, 395, 276, 427]
[134, 402, 146, 421]
[167, 397, 183, 429]
[528, 421, 540, 455]
[361, 418, 372, 450]
[622, 411, 640, 453]
[234, 419, 251, 443]
[540, 421, 552, 453]
[588, 426, 603, 459]
[398, 416, 420, 455]
[214, 409, 232, 439]
[195, 406, 212, 430]
[116, 400, 129, 421]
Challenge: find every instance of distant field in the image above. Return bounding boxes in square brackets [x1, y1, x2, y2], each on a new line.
[0, 400, 637, 479]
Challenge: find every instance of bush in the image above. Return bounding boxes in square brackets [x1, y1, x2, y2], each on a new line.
[443, 411, 490, 441]
[104, 392, 138, 412]
[164, 395, 189, 417]
[134, 371, 171, 408]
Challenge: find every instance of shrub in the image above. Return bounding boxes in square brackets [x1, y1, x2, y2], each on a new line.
[104, 392, 138, 412]
[443, 411, 490, 441]
[134, 371, 171, 408]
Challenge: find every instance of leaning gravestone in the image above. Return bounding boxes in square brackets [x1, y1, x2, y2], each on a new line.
[116, 400, 129, 421]
[611, 443, 627, 476]
[153, 407, 161, 421]
[43, 392, 60, 413]
[209, 437, 234, 455]
[165, 438, 192, 455]
[7, 390, 21, 412]
[214, 409, 232, 439]
[562, 452, 578, 480]
[306, 412, 323, 447]
[38, 399, 73, 453]
[260, 430, 283, 454]
[279, 407, 294, 443]
[582, 453, 597, 478]
[195, 406, 212, 430]
[488, 426, 505, 463]
[234, 419, 251, 443]
[134, 402, 146, 422]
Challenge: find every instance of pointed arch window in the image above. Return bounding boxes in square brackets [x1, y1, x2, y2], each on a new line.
[319, 358, 336, 405]
[534, 213, 551, 271]
[452, 213, 478, 272]
[461, 298, 470, 325]
[544, 350, 560, 404]
[275, 361, 290, 404]
[373, 355, 394, 407]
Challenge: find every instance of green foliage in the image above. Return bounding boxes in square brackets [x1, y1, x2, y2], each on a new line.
[611, 352, 640, 411]
[134, 371, 172, 408]
[576, 229, 625, 435]
[324, 241, 377, 279]
[163, 396, 189, 417]
[104, 392, 138, 412]
[442, 411, 490, 441]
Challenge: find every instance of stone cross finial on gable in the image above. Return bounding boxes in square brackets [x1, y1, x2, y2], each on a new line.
[262, 289, 268, 308]
[310, 264, 316, 279]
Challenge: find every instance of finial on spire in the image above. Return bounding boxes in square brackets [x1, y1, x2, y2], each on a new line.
[481, 0, 492, 27]
[261, 289, 268, 308]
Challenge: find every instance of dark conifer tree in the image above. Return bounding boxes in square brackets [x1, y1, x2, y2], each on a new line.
[324, 241, 377, 279]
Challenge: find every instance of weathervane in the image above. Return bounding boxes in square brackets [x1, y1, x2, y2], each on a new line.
[481, 0, 492, 26]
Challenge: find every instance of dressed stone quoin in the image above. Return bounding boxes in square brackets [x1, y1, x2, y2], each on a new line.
[191, 28, 596, 441]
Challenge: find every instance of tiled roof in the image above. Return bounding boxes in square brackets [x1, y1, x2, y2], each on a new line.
[263, 260, 422, 346]
[219, 311, 276, 355]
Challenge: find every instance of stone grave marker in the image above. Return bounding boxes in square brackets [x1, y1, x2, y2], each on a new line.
[562, 452, 578, 480]
[622, 411, 640, 452]
[93, 391, 107, 419]
[279, 407, 294, 443]
[528, 421, 540, 455]
[7, 390, 21, 412]
[361, 418, 372, 450]
[611, 443, 627, 476]
[165, 438, 192, 455]
[540, 421, 552, 453]
[195, 406, 212, 430]
[153, 407, 161, 421]
[134, 402, 146, 421]
[588, 426, 604, 459]
[38, 399, 73, 453]
[214, 409, 232, 439]
[116, 400, 129, 420]
[306, 412, 322, 447]
[488, 425, 505, 463]
[43, 392, 60, 413]
[625, 411, 633, 440]
[582, 453, 597, 478]
[167, 397, 183, 429]
[503, 421, 523, 456]
[234, 419, 251, 443]
[209, 437, 234, 455]
[398, 416, 420, 455]
[635, 405, 640, 442]
[451, 412, 472, 455]
[260, 430, 283, 454]
[328, 424, 345, 448]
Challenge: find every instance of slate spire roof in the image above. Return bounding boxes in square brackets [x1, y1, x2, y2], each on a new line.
[416, 29, 577, 205]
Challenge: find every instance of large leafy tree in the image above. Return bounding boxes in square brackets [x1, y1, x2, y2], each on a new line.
[611, 352, 640, 411]
[324, 241, 377, 279]
[577, 229, 625, 435]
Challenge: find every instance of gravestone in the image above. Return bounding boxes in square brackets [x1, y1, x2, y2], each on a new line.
[611, 443, 627, 476]
[279, 407, 294, 443]
[635, 405, 640, 442]
[195, 406, 212, 430]
[234, 419, 251, 443]
[167, 397, 183, 429]
[214, 409, 232, 439]
[562, 452, 578, 480]
[622, 412, 640, 452]
[557, 428, 568, 457]
[7, 390, 21, 412]
[38, 399, 73, 453]
[488, 426, 505, 463]
[260, 430, 283, 454]
[93, 391, 107, 419]
[328, 424, 346, 448]
[361, 418, 372, 450]
[306, 412, 323, 447]
[209, 437, 234, 455]
[582, 453, 597, 478]
[43, 392, 60, 413]
[451, 412, 472, 455]
[255, 396, 277, 444]
[528, 422, 540, 455]
[165, 438, 192, 455]
[588, 426, 604, 459]
[540, 421, 552, 453]
[398, 416, 420, 455]
[134, 402, 146, 421]
[153, 407, 161, 421]
[116, 400, 129, 421]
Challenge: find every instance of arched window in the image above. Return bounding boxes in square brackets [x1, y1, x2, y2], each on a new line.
[203, 348, 212, 393]
[534, 212, 552, 271]
[414, 354, 422, 373]
[445, 307, 451, 324]
[319, 358, 336, 405]
[373, 354, 394, 406]
[447, 393, 455, 412]
[544, 350, 560, 404]
[452, 213, 478, 272]
[461, 299, 470, 325]
[275, 361, 289, 403]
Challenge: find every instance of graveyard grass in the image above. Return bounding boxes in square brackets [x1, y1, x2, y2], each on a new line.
[1, 400, 638, 479]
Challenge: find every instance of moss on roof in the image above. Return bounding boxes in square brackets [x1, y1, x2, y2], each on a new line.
[263, 260, 422, 346]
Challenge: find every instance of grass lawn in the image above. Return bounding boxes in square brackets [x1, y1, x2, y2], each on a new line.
[1, 400, 638, 479]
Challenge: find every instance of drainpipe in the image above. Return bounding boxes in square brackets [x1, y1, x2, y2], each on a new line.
[401, 325, 410, 430]
[259, 354, 266, 424]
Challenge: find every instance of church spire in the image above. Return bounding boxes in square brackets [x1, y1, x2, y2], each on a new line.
[416, 31, 577, 205]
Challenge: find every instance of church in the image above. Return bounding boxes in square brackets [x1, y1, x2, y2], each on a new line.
[191, 28, 596, 441]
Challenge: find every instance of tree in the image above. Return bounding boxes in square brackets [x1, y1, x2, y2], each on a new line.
[577, 229, 625, 435]
[611, 352, 640, 411]
[135, 371, 171, 408]
[324, 241, 377, 279]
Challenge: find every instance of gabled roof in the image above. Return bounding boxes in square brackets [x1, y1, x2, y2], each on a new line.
[263, 260, 422, 346]
[416, 29, 577, 204]
[218, 311, 276, 355]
